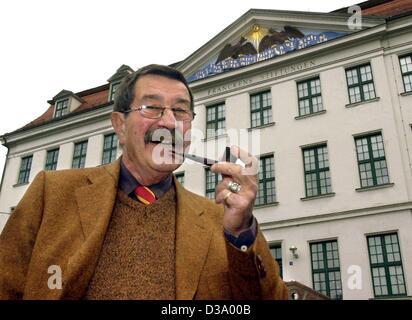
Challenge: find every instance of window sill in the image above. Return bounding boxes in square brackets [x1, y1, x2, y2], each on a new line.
[400, 91, 412, 97]
[254, 202, 279, 209]
[202, 133, 228, 142]
[369, 295, 411, 300]
[301, 193, 335, 201]
[295, 110, 326, 120]
[13, 182, 29, 188]
[247, 122, 275, 132]
[356, 183, 394, 192]
[345, 97, 380, 108]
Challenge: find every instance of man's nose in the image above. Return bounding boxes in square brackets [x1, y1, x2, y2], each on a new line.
[157, 108, 177, 128]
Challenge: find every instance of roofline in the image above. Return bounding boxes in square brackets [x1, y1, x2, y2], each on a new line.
[2, 101, 113, 138]
[386, 9, 412, 21]
[47, 83, 110, 104]
[332, 0, 394, 13]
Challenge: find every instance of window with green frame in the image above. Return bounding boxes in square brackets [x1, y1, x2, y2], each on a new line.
[54, 99, 69, 118]
[355, 133, 389, 188]
[345, 63, 376, 104]
[45, 148, 59, 171]
[109, 82, 121, 101]
[175, 172, 185, 186]
[250, 91, 272, 128]
[399, 54, 412, 93]
[270, 244, 283, 278]
[297, 77, 323, 116]
[303, 145, 332, 197]
[72, 140, 88, 169]
[205, 167, 222, 200]
[310, 240, 343, 300]
[17, 155, 33, 184]
[206, 103, 225, 137]
[102, 133, 118, 165]
[255, 154, 276, 206]
[367, 233, 407, 297]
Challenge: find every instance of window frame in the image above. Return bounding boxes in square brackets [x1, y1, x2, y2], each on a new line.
[250, 90, 273, 128]
[270, 243, 283, 278]
[72, 140, 88, 169]
[109, 81, 121, 102]
[17, 155, 33, 185]
[310, 240, 343, 300]
[345, 63, 376, 104]
[101, 133, 118, 165]
[399, 53, 412, 93]
[355, 133, 390, 188]
[255, 154, 276, 206]
[367, 233, 407, 298]
[302, 144, 332, 197]
[296, 77, 323, 116]
[205, 102, 226, 138]
[54, 98, 70, 118]
[205, 167, 222, 200]
[45, 148, 59, 171]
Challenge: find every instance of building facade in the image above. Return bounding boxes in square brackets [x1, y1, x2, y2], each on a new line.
[1, 0, 412, 299]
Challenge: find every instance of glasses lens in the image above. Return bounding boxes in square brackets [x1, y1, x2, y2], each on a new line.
[173, 109, 192, 121]
[140, 106, 163, 118]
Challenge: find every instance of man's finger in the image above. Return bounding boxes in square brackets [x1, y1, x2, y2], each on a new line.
[230, 146, 259, 175]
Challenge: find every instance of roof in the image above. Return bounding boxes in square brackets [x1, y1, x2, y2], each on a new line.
[333, 0, 412, 18]
[14, 83, 110, 134]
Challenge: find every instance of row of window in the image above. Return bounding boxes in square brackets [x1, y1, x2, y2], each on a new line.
[269, 232, 407, 299]
[196, 131, 390, 206]
[206, 54, 412, 135]
[16, 133, 118, 185]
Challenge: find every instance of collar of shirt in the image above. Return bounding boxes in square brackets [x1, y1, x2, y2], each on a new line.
[119, 160, 173, 200]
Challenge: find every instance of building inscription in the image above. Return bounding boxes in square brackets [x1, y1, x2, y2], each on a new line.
[206, 60, 316, 97]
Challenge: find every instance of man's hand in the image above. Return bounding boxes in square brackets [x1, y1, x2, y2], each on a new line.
[211, 146, 259, 237]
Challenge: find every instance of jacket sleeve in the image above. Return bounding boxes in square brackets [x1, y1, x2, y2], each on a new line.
[225, 226, 289, 300]
[0, 171, 45, 300]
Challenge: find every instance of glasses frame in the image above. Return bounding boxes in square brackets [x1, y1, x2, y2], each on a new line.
[123, 105, 196, 122]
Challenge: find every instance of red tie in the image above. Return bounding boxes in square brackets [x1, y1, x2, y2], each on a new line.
[135, 186, 156, 205]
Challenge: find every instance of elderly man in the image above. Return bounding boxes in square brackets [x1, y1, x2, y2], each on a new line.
[0, 64, 287, 300]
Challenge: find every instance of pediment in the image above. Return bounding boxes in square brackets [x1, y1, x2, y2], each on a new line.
[177, 9, 384, 83]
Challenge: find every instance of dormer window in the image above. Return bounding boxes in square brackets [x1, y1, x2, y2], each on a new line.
[109, 82, 121, 102]
[50, 89, 83, 119]
[107, 65, 134, 102]
[55, 99, 69, 118]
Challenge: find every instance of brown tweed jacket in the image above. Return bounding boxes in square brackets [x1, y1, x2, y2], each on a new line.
[0, 159, 288, 300]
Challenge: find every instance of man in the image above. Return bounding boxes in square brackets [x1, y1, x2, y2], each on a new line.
[0, 64, 287, 300]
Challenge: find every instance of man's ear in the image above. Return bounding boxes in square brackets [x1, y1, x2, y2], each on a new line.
[111, 112, 126, 145]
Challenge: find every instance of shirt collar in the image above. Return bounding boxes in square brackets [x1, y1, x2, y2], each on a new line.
[119, 159, 173, 199]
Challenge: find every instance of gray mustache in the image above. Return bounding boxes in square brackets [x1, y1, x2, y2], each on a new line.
[144, 128, 185, 145]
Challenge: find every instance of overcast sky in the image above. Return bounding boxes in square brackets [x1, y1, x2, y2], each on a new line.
[0, 0, 358, 181]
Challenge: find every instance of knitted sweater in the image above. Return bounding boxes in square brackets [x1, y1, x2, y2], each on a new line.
[84, 186, 176, 300]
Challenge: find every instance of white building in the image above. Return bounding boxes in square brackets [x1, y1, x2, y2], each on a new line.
[1, 0, 412, 299]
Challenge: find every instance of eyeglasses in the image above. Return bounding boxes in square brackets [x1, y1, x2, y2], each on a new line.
[123, 105, 196, 122]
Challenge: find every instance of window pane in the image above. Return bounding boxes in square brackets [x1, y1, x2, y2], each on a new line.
[250, 91, 272, 127]
[311, 241, 342, 299]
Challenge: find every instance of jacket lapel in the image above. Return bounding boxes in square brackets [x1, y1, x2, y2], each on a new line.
[61, 159, 120, 299]
[174, 179, 213, 300]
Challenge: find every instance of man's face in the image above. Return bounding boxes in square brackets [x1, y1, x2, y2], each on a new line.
[113, 74, 192, 177]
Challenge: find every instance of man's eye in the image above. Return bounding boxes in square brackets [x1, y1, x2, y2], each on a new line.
[146, 105, 162, 110]
[173, 108, 187, 113]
